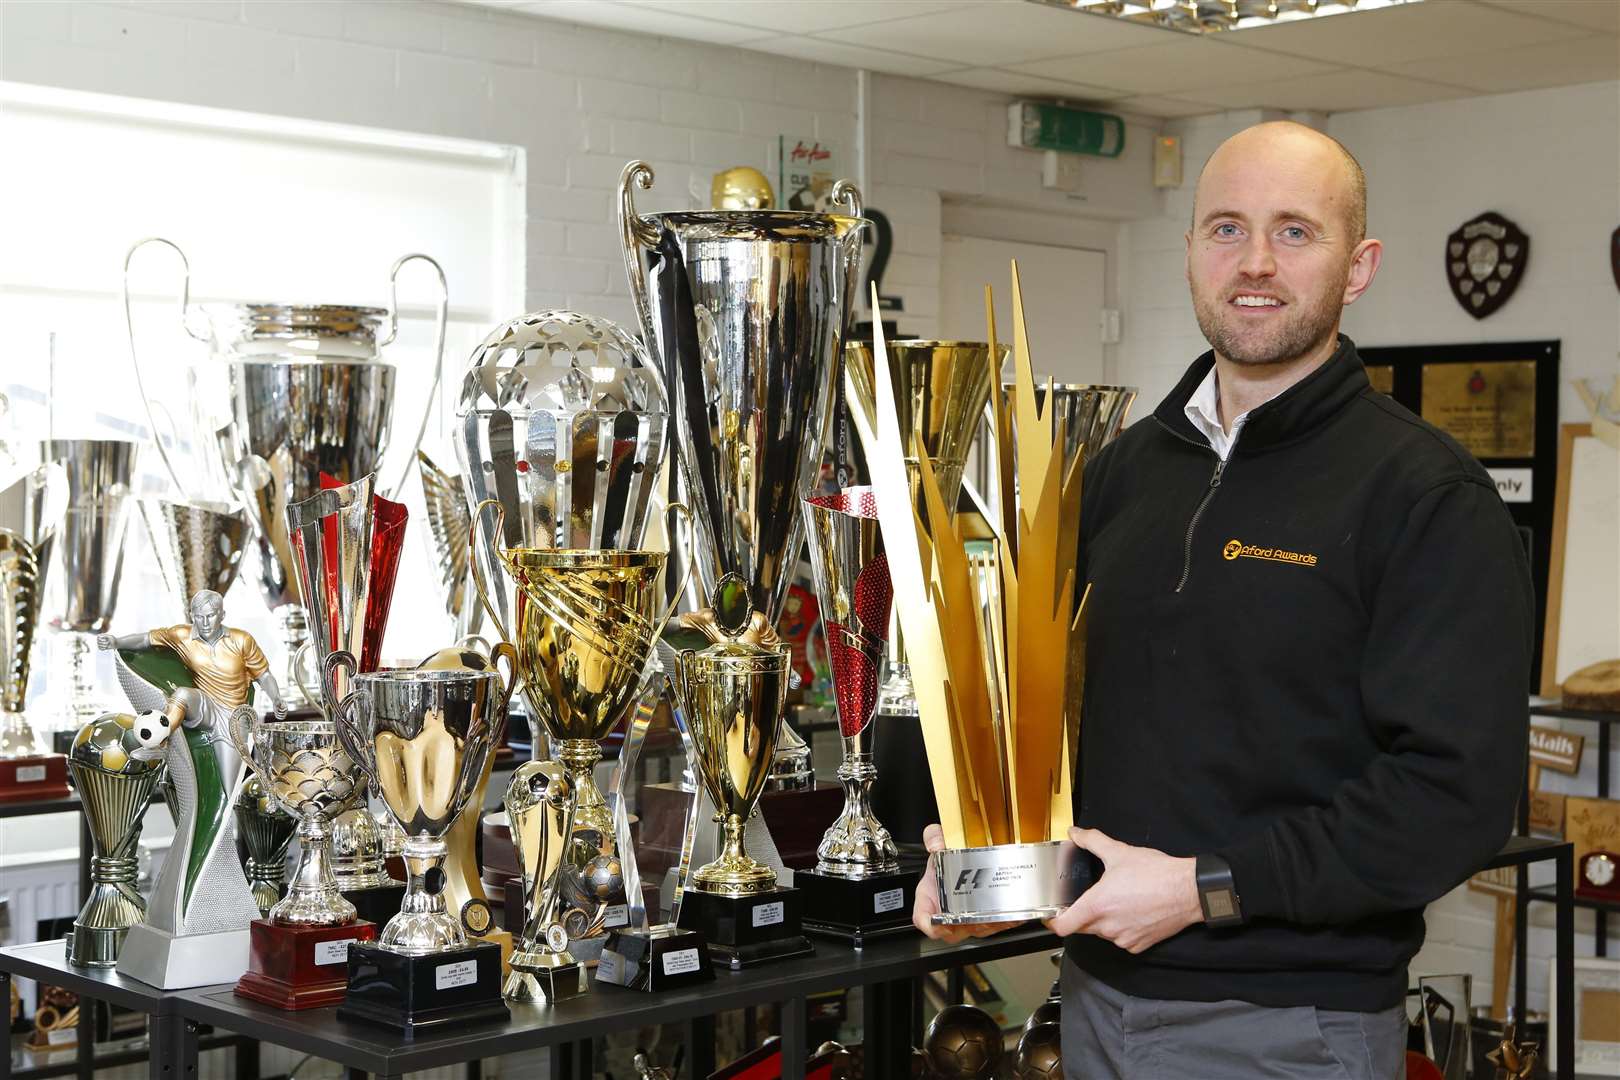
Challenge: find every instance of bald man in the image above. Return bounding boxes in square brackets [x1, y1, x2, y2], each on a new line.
[914, 122, 1533, 1078]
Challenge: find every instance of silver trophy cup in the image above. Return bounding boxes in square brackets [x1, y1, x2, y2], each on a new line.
[124, 237, 448, 709]
[618, 160, 866, 790]
[39, 439, 139, 733]
[331, 654, 512, 954]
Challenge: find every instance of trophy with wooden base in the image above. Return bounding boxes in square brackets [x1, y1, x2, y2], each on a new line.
[672, 577, 813, 969]
[0, 525, 70, 802]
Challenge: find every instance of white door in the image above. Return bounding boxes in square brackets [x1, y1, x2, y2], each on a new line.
[940, 234, 1106, 385]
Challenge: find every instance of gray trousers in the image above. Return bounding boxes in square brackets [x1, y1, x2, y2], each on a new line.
[1061, 957, 1408, 1080]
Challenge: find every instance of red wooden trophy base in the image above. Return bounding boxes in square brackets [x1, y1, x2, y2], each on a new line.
[0, 754, 71, 803]
[235, 918, 378, 1010]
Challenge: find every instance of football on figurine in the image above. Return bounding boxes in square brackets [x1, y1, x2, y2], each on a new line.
[1013, 1021, 1062, 1079]
[924, 1004, 1004, 1079]
[70, 713, 166, 773]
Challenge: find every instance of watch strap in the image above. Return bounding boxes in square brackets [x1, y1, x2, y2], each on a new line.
[1197, 853, 1243, 927]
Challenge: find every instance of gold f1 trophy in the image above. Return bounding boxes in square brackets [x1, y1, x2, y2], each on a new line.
[671, 577, 813, 968]
[848, 273, 1099, 925]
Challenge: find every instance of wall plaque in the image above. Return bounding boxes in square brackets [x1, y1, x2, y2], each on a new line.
[1446, 211, 1528, 318]
[1421, 359, 1538, 458]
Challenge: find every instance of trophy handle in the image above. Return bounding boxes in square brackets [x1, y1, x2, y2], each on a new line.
[226, 704, 265, 786]
[379, 253, 448, 500]
[830, 179, 863, 221]
[291, 642, 322, 708]
[650, 501, 696, 642]
[617, 161, 662, 366]
[322, 650, 357, 721]
[327, 651, 377, 788]
[488, 639, 518, 749]
[470, 499, 515, 644]
[123, 237, 206, 501]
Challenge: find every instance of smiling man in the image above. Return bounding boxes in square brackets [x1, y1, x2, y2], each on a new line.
[913, 121, 1534, 1078]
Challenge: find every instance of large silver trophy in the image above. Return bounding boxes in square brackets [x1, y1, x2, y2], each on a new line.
[37, 440, 139, 733]
[65, 712, 166, 966]
[617, 160, 866, 792]
[124, 237, 447, 708]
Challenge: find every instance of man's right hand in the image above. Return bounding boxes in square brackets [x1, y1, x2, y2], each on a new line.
[912, 823, 1028, 944]
[95, 634, 115, 651]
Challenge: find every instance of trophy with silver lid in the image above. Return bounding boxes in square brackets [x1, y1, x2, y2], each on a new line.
[618, 159, 866, 792]
[124, 237, 447, 710]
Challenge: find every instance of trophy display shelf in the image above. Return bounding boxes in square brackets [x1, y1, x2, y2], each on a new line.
[235, 918, 377, 1009]
[0, 749, 71, 802]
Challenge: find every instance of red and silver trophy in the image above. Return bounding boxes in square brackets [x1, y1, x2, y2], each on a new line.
[794, 487, 916, 944]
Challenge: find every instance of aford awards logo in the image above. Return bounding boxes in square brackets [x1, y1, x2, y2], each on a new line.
[1222, 538, 1318, 567]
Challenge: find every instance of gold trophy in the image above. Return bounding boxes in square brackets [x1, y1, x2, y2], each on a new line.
[671, 576, 813, 967]
[847, 273, 1097, 924]
[502, 759, 580, 1003]
[470, 501, 686, 965]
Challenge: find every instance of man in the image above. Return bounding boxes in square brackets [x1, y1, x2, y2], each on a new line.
[913, 122, 1531, 1078]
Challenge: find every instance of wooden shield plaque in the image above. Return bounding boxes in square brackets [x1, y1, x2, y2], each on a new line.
[1446, 212, 1528, 319]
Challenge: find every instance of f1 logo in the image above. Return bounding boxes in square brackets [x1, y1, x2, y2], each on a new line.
[953, 869, 991, 893]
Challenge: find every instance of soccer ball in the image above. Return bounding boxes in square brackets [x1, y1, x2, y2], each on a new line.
[69, 712, 164, 774]
[1014, 1021, 1062, 1080]
[923, 1004, 1003, 1079]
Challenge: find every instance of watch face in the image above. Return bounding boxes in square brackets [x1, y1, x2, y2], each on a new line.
[1586, 853, 1616, 888]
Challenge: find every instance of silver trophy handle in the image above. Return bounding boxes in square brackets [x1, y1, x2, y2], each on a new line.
[469, 499, 516, 644]
[123, 237, 206, 500]
[226, 705, 266, 788]
[379, 253, 448, 500]
[830, 179, 863, 221]
[617, 160, 662, 363]
[327, 650, 377, 789]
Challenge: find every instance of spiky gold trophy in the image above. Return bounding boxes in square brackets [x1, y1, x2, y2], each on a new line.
[847, 266, 1095, 923]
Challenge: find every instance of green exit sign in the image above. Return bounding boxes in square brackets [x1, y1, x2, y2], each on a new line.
[1007, 103, 1125, 157]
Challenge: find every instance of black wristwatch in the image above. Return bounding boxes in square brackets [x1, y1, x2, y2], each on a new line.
[1196, 853, 1244, 927]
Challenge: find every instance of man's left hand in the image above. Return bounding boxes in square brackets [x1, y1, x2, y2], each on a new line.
[1045, 827, 1203, 954]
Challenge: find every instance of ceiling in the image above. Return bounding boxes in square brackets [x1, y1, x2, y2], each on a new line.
[468, 0, 1620, 117]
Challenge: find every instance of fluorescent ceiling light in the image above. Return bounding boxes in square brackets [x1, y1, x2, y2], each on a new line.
[1030, 0, 1422, 34]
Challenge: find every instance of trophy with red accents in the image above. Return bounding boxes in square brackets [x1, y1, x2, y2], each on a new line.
[793, 487, 917, 944]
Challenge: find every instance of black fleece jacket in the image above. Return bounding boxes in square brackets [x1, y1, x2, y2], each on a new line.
[1066, 336, 1533, 1012]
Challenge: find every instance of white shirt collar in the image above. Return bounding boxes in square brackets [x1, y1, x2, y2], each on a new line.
[1183, 365, 1250, 461]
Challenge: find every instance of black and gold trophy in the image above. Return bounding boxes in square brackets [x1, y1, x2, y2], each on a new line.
[672, 578, 813, 968]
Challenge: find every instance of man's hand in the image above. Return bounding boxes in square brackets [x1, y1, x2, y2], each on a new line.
[95, 633, 115, 651]
[1045, 827, 1203, 954]
[912, 823, 1027, 944]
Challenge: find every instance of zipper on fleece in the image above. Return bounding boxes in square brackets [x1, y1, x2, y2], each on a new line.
[1175, 456, 1227, 592]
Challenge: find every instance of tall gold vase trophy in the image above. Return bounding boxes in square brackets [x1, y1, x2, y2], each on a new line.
[849, 269, 1101, 925]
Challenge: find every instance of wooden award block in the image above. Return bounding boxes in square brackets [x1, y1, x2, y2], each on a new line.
[234, 919, 377, 1010]
[0, 754, 71, 802]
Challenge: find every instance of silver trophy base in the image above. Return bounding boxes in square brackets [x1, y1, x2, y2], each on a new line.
[930, 840, 1093, 925]
[115, 924, 251, 989]
[67, 921, 130, 968]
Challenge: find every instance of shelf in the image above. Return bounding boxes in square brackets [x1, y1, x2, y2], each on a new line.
[1530, 704, 1620, 726]
[1526, 884, 1620, 915]
[9, 1030, 241, 1080]
[172, 927, 1059, 1078]
[0, 939, 181, 1016]
[1481, 835, 1573, 871]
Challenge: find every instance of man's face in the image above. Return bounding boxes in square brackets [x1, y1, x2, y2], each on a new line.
[192, 598, 223, 639]
[1186, 133, 1358, 367]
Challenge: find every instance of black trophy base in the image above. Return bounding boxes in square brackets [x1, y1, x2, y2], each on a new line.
[675, 886, 813, 970]
[795, 867, 919, 946]
[342, 882, 406, 927]
[338, 941, 508, 1036]
[597, 924, 714, 992]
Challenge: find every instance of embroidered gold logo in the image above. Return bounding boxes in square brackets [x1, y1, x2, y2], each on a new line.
[1222, 538, 1318, 567]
